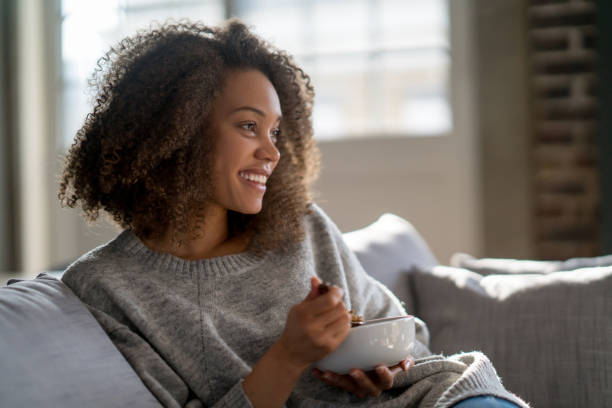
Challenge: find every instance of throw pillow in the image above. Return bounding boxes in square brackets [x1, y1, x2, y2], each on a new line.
[411, 265, 612, 408]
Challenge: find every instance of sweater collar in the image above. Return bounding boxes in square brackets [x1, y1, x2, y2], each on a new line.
[113, 229, 266, 278]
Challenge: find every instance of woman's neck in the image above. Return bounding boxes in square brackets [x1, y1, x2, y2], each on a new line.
[141, 208, 248, 260]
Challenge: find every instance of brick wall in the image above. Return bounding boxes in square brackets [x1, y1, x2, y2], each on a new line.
[528, 0, 600, 259]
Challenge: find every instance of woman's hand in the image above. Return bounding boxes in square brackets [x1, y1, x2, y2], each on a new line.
[276, 277, 351, 370]
[311, 356, 415, 398]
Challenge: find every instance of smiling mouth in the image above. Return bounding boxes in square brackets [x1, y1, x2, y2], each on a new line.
[238, 171, 268, 185]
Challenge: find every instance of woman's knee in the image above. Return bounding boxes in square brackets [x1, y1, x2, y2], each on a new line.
[452, 395, 521, 408]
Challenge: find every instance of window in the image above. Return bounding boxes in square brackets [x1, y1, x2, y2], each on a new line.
[60, 0, 450, 149]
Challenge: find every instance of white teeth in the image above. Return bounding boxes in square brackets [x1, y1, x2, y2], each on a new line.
[239, 172, 268, 184]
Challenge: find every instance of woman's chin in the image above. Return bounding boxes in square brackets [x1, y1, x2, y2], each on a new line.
[234, 203, 263, 215]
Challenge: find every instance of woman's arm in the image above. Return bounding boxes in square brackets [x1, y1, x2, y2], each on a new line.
[242, 342, 305, 408]
[243, 277, 350, 408]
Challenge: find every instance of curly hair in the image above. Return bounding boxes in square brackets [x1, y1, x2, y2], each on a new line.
[58, 19, 320, 253]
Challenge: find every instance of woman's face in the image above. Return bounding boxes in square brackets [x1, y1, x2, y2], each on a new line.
[208, 69, 282, 215]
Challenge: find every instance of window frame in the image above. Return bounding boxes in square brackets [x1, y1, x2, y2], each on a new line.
[44, 0, 481, 269]
[58, 0, 453, 148]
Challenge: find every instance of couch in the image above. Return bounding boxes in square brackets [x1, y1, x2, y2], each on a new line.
[1, 214, 610, 407]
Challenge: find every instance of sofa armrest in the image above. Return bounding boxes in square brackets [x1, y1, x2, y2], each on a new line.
[0, 274, 161, 407]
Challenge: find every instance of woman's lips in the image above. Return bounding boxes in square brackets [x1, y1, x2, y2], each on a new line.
[238, 172, 266, 192]
[239, 171, 268, 183]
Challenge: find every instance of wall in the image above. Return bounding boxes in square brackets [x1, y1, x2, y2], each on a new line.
[475, 0, 534, 259]
[317, 0, 537, 262]
[314, 0, 483, 264]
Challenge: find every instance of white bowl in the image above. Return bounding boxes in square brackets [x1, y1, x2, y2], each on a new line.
[313, 315, 415, 374]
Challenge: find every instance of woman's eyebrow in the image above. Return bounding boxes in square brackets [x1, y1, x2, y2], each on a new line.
[230, 106, 282, 121]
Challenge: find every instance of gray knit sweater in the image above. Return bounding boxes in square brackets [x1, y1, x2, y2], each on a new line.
[62, 204, 528, 408]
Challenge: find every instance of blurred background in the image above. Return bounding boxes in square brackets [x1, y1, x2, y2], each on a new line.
[0, 0, 610, 279]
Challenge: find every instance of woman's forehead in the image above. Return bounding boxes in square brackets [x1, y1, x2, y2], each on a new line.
[216, 69, 282, 118]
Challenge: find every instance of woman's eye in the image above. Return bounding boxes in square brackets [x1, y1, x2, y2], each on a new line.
[240, 122, 256, 132]
[271, 128, 281, 143]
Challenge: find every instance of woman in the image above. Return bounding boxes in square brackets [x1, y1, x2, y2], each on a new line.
[59, 20, 527, 408]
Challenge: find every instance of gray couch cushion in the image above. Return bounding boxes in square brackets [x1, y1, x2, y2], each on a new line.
[0, 274, 161, 407]
[451, 252, 612, 275]
[411, 265, 612, 408]
[343, 213, 439, 311]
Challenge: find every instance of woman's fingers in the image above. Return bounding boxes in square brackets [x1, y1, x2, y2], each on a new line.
[372, 366, 394, 389]
[312, 368, 369, 398]
[312, 356, 416, 399]
[309, 286, 345, 315]
[305, 276, 322, 300]
[328, 319, 351, 343]
[312, 311, 350, 348]
[320, 302, 350, 327]
[312, 369, 362, 397]
[348, 369, 381, 397]
[400, 355, 415, 371]
[386, 355, 415, 373]
[370, 356, 415, 390]
[367, 357, 415, 392]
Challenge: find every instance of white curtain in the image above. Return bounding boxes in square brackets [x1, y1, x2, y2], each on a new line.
[0, 0, 60, 275]
[0, 0, 17, 272]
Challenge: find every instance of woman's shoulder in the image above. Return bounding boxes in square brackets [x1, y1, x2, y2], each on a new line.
[301, 202, 348, 251]
[304, 203, 340, 234]
[62, 230, 136, 291]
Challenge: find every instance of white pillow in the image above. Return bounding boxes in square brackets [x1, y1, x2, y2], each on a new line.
[343, 213, 438, 310]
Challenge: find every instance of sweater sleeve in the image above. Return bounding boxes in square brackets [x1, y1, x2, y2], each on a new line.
[309, 204, 431, 355]
[63, 270, 254, 408]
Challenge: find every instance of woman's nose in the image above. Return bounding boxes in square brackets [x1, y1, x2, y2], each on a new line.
[255, 135, 281, 163]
